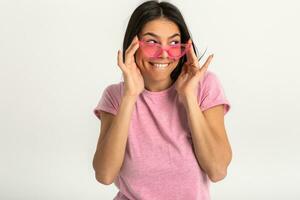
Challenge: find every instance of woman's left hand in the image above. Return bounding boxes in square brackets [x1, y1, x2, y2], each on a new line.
[175, 39, 214, 102]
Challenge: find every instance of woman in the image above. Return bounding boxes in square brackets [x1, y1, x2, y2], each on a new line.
[93, 1, 232, 199]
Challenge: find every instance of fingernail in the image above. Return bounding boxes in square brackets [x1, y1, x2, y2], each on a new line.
[211, 54, 214, 58]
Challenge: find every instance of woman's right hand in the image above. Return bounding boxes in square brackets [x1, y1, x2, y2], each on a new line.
[117, 35, 145, 97]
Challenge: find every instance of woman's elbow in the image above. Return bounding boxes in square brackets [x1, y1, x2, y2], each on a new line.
[95, 173, 114, 185]
[208, 169, 227, 183]
[210, 149, 232, 182]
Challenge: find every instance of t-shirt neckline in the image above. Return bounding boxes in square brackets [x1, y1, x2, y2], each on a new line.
[142, 82, 176, 96]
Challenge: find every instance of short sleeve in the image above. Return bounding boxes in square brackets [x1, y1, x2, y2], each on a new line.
[93, 83, 122, 120]
[198, 71, 231, 115]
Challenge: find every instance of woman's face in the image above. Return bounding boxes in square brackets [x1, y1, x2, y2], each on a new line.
[135, 18, 181, 86]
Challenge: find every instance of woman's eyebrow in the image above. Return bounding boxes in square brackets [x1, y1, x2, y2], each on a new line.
[142, 32, 180, 39]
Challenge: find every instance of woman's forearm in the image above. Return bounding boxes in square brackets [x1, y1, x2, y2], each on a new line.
[93, 95, 137, 184]
[182, 95, 231, 182]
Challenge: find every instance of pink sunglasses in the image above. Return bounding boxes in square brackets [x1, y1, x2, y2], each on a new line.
[138, 39, 192, 60]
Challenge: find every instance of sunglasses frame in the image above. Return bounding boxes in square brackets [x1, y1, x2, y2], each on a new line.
[138, 39, 192, 60]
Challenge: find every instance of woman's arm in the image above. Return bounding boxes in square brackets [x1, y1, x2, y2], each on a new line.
[182, 95, 232, 183]
[93, 95, 137, 185]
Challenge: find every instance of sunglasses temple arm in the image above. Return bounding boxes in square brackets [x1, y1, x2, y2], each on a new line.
[197, 46, 208, 61]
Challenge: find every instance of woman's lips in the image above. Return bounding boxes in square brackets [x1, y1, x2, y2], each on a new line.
[150, 62, 169, 67]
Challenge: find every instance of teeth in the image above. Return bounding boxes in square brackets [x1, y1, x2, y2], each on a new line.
[152, 63, 169, 68]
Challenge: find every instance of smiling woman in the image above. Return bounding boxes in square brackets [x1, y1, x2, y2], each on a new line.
[92, 1, 232, 200]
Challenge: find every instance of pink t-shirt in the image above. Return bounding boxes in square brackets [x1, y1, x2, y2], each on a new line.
[93, 70, 231, 200]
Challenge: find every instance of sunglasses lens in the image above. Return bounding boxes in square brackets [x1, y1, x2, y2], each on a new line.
[141, 44, 160, 58]
[168, 45, 188, 58]
[140, 42, 190, 59]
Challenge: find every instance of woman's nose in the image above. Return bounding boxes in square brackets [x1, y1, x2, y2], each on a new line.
[161, 49, 169, 58]
[158, 45, 170, 58]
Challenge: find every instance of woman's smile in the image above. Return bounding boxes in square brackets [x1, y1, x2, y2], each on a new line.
[149, 61, 171, 69]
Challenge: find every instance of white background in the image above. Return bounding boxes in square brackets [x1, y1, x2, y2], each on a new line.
[1, 0, 299, 199]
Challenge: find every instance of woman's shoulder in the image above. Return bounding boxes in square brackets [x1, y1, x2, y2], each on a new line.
[100, 81, 124, 99]
[202, 70, 217, 81]
[200, 70, 226, 86]
[104, 81, 124, 91]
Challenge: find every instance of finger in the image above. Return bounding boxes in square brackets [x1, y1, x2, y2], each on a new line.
[125, 42, 140, 64]
[186, 39, 198, 64]
[183, 62, 189, 74]
[124, 36, 139, 61]
[183, 60, 197, 77]
[195, 55, 213, 78]
[125, 35, 139, 54]
[179, 64, 187, 77]
[200, 54, 214, 71]
[117, 50, 126, 71]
